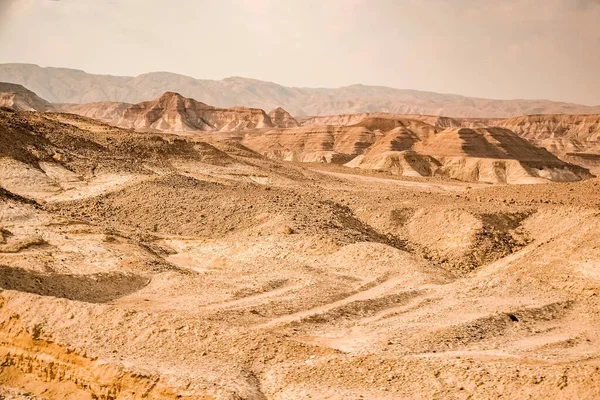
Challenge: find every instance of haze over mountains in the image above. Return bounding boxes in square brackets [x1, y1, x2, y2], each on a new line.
[2, 63, 600, 118]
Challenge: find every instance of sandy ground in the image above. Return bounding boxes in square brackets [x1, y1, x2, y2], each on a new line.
[0, 110, 600, 399]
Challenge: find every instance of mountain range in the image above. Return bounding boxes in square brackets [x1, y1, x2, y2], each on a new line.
[1, 63, 600, 118]
[1, 76, 599, 181]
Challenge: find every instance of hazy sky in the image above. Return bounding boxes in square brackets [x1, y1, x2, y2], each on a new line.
[0, 0, 599, 105]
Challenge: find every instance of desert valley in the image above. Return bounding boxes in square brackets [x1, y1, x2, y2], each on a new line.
[0, 64, 599, 400]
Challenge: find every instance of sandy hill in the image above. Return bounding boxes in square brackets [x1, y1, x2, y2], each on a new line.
[1, 80, 596, 182]
[302, 112, 600, 174]
[59, 92, 295, 132]
[496, 114, 600, 141]
[304, 112, 600, 143]
[240, 121, 592, 184]
[2, 63, 600, 117]
[494, 114, 600, 149]
[0, 82, 54, 112]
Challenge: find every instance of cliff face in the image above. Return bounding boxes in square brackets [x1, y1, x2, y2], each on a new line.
[0, 298, 210, 400]
[60, 92, 278, 132]
[242, 125, 377, 163]
[302, 113, 464, 129]
[0, 82, 54, 112]
[490, 115, 600, 174]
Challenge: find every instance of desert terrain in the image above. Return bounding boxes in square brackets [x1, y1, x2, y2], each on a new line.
[0, 80, 600, 400]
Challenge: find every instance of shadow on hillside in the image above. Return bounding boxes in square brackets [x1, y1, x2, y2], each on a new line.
[485, 127, 560, 164]
[0, 265, 149, 303]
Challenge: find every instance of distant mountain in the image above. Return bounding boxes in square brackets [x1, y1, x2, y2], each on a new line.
[0, 82, 54, 112]
[2, 63, 599, 118]
[58, 92, 285, 132]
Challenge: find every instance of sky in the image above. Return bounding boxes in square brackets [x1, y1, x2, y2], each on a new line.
[0, 0, 599, 105]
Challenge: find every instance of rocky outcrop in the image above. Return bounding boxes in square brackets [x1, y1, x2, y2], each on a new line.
[268, 107, 299, 128]
[299, 112, 600, 175]
[0, 82, 54, 112]
[1, 76, 593, 181]
[302, 113, 464, 129]
[58, 101, 131, 124]
[59, 92, 275, 132]
[348, 127, 592, 183]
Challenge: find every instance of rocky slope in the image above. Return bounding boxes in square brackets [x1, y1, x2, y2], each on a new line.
[2, 79, 597, 180]
[2, 63, 599, 117]
[0, 82, 54, 112]
[496, 114, 600, 141]
[301, 113, 600, 174]
[268, 107, 299, 128]
[59, 92, 281, 132]
[493, 114, 600, 173]
[239, 119, 592, 183]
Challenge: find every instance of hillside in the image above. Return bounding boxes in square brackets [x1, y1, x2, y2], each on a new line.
[59, 92, 290, 132]
[239, 121, 591, 184]
[2, 64, 600, 117]
[268, 106, 300, 128]
[302, 113, 600, 174]
[0, 82, 54, 112]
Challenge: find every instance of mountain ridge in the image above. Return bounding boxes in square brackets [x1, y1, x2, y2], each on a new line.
[2, 63, 599, 117]
[57, 91, 286, 132]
